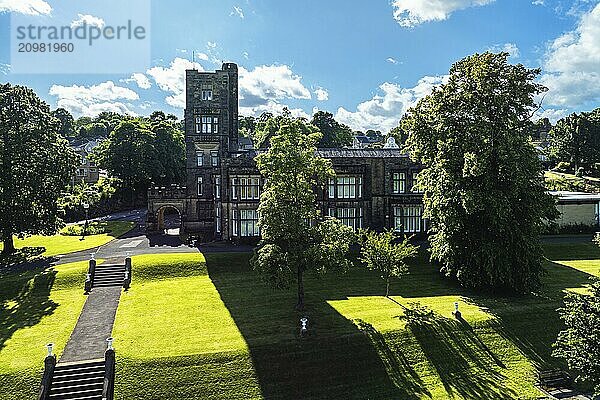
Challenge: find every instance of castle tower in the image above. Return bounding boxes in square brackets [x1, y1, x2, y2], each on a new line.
[183, 63, 239, 239]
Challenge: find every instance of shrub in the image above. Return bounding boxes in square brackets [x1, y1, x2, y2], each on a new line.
[60, 222, 111, 236]
[553, 278, 600, 396]
[555, 162, 571, 173]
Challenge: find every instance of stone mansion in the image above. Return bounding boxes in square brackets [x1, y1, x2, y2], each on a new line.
[146, 63, 425, 242]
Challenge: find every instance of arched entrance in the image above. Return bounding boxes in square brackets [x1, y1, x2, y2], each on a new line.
[156, 206, 182, 235]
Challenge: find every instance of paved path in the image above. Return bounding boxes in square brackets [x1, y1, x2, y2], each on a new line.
[59, 279, 122, 363]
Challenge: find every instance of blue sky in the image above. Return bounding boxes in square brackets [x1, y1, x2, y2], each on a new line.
[0, 0, 599, 133]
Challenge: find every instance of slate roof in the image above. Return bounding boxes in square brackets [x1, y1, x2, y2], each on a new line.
[317, 148, 408, 158]
[551, 191, 600, 204]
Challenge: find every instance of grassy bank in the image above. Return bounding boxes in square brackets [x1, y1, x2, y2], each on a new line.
[0, 221, 134, 257]
[0, 260, 102, 400]
[111, 245, 600, 399]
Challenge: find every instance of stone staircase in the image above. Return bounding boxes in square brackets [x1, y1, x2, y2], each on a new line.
[92, 264, 126, 288]
[48, 359, 105, 399]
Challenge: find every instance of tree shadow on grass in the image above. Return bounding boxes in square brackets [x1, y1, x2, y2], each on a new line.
[400, 305, 516, 399]
[0, 254, 58, 353]
[355, 320, 430, 399]
[205, 253, 425, 400]
[468, 259, 597, 371]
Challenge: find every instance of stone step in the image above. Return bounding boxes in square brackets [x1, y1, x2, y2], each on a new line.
[54, 362, 104, 375]
[48, 387, 103, 399]
[93, 275, 124, 280]
[49, 359, 105, 400]
[52, 375, 104, 387]
[50, 381, 103, 395]
[52, 370, 103, 381]
[54, 365, 104, 378]
[95, 264, 126, 268]
[94, 270, 125, 275]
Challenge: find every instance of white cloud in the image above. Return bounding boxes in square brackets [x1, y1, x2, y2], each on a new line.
[534, 108, 570, 123]
[387, 57, 399, 64]
[243, 51, 249, 60]
[392, 0, 494, 27]
[240, 100, 309, 119]
[207, 41, 217, 49]
[487, 42, 520, 58]
[314, 87, 329, 101]
[146, 57, 204, 108]
[0, 0, 51, 15]
[49, 81, 139, 117]
[71, 14, 105, 29]
[239, 64, 312, 108]
[532, 0, 544, 5]
[195, 52, 209, 61]
[335, 75, 448, 133]
[540, 3, 600, 107]
[230, 6, 244, 19]
[122, 73, 151, 89]
[236, 64, 314, 117]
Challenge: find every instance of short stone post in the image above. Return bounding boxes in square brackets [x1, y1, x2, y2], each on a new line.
[124, 256, 132, 290]
[38, 344, 56, 400]
[88, 256, 96, 283]
[84, 274, 92, 294]
[300, 317, 309, 338]
[103, 338, 115, 400]
[452, 301, 462, 319]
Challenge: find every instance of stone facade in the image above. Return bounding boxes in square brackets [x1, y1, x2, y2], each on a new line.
[70, 139, 105, 186]
[147, 63, 425, 242]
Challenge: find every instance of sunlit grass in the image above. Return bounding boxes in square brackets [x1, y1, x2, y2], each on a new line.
[112, 253, 263, 399]
[0, 221, 134, 257]
[0, 260, 103, 400]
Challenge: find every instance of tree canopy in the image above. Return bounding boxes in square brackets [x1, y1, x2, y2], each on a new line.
[403, 52, 557, 293]
[553, 277, 600, 396]
[251, 117, 354, 310]
[548, 109, 600, 172]
[310, 111, 354, 148]
[0, 84, 78, 254]
[359, 229, 418, 297]
[92, 116, 185, 205]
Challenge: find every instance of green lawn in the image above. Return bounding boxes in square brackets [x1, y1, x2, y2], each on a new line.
[0, 221, 134, 257]
[2, 243, 596, 399]
[111, 245, 600, 399]
[0, 260, 103, 400]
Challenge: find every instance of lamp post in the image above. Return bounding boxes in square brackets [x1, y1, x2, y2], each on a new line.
[82, 202, 90, 239]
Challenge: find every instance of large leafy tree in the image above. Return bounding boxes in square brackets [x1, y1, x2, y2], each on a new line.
[0, 84, 77, 254]
[150, 116, 186, 186]
[51, 107, 75, 138]
[553, 277, 600, 396]
[548, 109, 600, 171]
[403, 52, 557, 293]
[252, 118, 354, 310]
[252, 110, 292, 148]
[310, 111, 354, 148]
[93, 116, 185, 205]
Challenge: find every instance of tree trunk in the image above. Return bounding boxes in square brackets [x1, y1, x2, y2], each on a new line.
[2, 233, 15, 255]
[385, 278, 390, 298]
[295, 266, 305, 311]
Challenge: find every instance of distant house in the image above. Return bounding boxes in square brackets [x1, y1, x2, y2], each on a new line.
[350, 134, 383, 149]
[552, 191, 600, 228]
[238, 137, 254, 150]
[70, 139, 106, 186]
